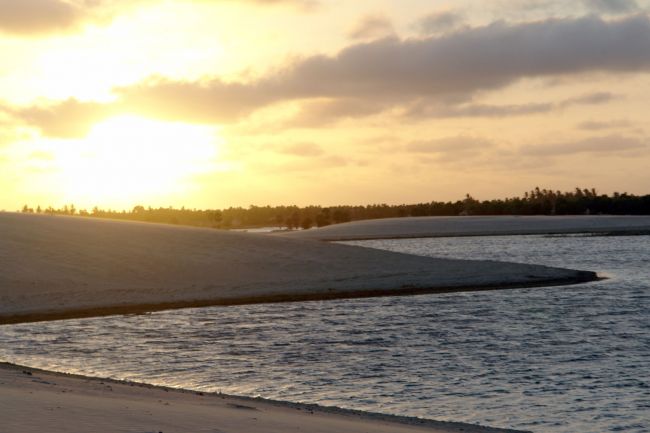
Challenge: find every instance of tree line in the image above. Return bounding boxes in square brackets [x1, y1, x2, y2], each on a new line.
[20, 187, 650, 230]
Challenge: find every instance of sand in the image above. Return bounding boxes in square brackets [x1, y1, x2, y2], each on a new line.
[0, 212, 597, 324]
[0, 363, 529, 433]
[0, 212, 597, 432]
[280, 215, 650, 241]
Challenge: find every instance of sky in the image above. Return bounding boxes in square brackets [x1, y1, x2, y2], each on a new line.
[1, 0, 650, 210]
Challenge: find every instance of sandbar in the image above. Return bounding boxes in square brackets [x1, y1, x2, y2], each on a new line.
[0, 212, 597, 324]
[280, 215, 650, 241]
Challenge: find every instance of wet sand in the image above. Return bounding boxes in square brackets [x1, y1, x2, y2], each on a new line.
[0, 363, 529, 433]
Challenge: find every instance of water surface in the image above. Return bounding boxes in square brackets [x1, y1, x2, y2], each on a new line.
[1, 235, 648, 432]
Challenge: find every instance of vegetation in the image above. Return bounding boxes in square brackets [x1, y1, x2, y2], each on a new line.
[19, 187, 650, 230]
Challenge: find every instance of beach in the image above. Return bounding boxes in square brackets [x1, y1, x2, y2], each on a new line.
[0, 362, 530, 433]
[0, 212, 601, 432]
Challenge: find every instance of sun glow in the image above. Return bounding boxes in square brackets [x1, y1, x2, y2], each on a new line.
[51, 116, 222, 207]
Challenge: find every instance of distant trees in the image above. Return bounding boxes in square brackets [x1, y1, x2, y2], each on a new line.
[300, 215, 313, 230]
[18, 187, 650, 230]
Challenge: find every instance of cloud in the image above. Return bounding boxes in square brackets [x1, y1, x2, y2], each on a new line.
[115, 78, 268, 123]
[585, 0, 639, 13]
[241, 0, 318, 5]
[521, 135, 647, 156]
[347, 14, 394, 40]
[119, 14, 650, 121]
[5, 99, 115, 138]
[404, 91, 620, 119]
[277, 142, 324, 156]
[255, 154, 348, 173]
[288, 98, 387, 126]
[219, 0, 320, 10]
[576, 119, 632, 130]
[0, 0, 81, 35]
[404, 136, 500, 166]
[558, 91, 621, 107]
[0, 0, 153, 35]
[415, 10, 464, 35]
[0, 0, 317, 35]
[12, 14, 650, 132]
[406, 136, 495, 152]
[406, 101, 554, 118]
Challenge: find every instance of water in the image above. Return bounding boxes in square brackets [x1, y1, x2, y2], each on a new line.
[1, 235, 649, 432]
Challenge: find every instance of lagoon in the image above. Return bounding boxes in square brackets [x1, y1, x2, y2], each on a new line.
[1, 234, 648, 432]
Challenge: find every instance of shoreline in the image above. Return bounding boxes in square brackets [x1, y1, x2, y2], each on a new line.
[0, 362, 530, 433]
[318, 228, 650, 242]
[281, 215, 650, 241]
[0, 271, 600, 325]
[0, 212, 599, 324]
[0, 213, 602, 431]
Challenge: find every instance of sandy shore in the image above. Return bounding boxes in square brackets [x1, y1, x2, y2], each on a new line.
[0, 212, 597, 432]
[0, 363, 529, 433]
[0, 212, 597, 324]
[280, 215, 650, 241]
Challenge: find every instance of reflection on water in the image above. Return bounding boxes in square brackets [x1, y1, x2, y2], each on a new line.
[1, 235, 649, 432]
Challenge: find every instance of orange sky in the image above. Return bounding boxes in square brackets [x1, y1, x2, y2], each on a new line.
[1, 0, 649, 210]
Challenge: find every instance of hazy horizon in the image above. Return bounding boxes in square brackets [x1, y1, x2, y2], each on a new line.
[1, 0, 650, 210]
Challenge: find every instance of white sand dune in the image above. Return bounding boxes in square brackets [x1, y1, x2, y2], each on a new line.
[0, 212, 596, 324]
[280, 214, 650, 241]
[0, 363, 529, 433]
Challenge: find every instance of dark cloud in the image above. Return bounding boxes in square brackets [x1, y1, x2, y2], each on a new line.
[404, 92, 619, 119]
[558, 91, 621, 107]
[415, 10, 463, 35]
[289, 98, 386, 126]
[118, 14, 650, 123]
[577, 119, 632, 130]
[406, 101, 554, 118]
[347, 14, 394, 40]
[586, 0, 639, 13]
[11, 14, 650, 133]
[0, 0, 80, 35]
[521, 135, 647, 156]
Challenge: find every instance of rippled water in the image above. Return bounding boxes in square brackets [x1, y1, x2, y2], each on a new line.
[1, 235, 649, 432]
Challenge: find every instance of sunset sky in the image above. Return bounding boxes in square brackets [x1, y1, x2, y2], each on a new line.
[1, 0, 650, 210]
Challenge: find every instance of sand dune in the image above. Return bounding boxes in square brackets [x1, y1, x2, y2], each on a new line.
[0, 212, 596, 324]
[280, 215, 650, 241]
